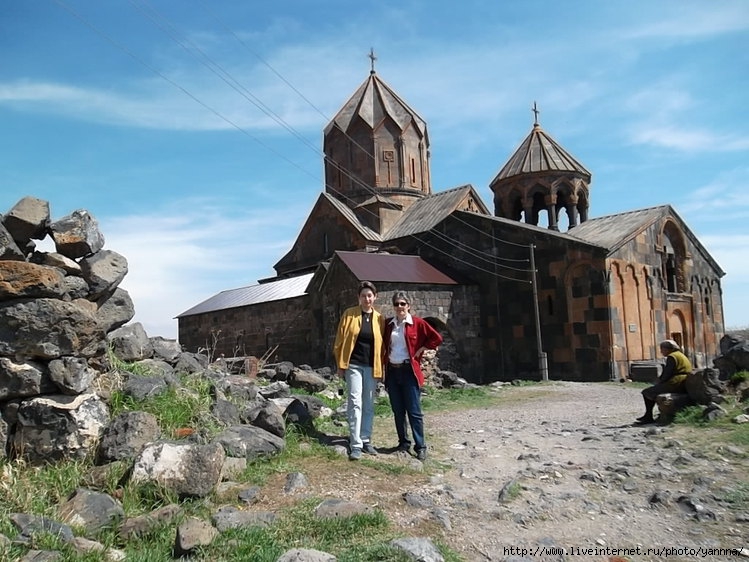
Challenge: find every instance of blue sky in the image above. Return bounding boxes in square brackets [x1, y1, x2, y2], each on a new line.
[2, 0, 748, 339]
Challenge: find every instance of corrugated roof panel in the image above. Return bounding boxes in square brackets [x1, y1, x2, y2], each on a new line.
[491, 124, 590, 184]
[325, 72, 427, 138]
[567, 207, 666, 250]
[385, 185, 484, 240]
[336, 251, 458, 284]
[324, 193, 383, 241]
[177, 273, 314, 318]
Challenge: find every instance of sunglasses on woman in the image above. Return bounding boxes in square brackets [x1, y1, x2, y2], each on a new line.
[394, 301, 408, 307]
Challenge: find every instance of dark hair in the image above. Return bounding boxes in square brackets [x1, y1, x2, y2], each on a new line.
[358, 281, 377, 295]
[391, 291, 410, 305]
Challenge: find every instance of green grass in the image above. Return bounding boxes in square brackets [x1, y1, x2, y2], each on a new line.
[721, 481, 749, 508]
[0, 368, 539, 561]
[673, 401, 749, 446]
[421, 384, 504, 411]
[109, 373, 222, 439]
[730, 370, 749, 384]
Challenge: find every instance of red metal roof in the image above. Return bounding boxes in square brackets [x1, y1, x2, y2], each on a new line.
[336, 251, 458, 285]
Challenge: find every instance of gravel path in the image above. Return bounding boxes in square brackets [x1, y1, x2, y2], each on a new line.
[418, 381, 748, 561]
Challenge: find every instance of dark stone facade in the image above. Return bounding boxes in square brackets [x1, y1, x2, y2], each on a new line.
[404, 212, 612, 381]
[178, 255, 485, 381]
[178, 295, 313, 364]
[177, 69, 725, 384]
[404, 208, 724, 382]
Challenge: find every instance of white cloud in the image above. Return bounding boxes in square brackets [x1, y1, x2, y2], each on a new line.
[0, 75, 325, 132]
[697, 233, 749, 329]
[623, 2, 749, 40]
[629, 125, 749, 152]
[100, 199, 306, 339]
[680, 168, 749, 216]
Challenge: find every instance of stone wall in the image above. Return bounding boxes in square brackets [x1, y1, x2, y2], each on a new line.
[178, 295, 314, 365]
[0, 196, 134, 461]
[398, 211, 614, 382]
[309, 256, 483, 381]
[608, 217, 725, 375]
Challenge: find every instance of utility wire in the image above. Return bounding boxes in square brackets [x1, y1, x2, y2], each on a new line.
[50, 0, 321, 187]
[134, 0, 536, 261]
[189, 0, 536, 253]
[53, 0, 536, 278]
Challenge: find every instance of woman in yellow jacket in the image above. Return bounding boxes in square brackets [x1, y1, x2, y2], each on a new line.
[333, 281, 386, 460]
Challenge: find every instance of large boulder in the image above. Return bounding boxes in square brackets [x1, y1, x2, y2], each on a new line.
[0, 298, 103, 359]
[2, 196, 50, 242]
[685, 368, 726, 405]
[150, 337, 182, 363]
[95, 288, 135, 333]
[97, 411, 160, 463]
[80, 250, 128, 299]
[213, 425, 285, 460]
[0, 261, 65, 299]
[0, 222, 25, 260]
[288, 368, 327, 393]
[50, 209, 105, 259]
[12, 393, 110, 463]
[58, 488, 125, 534]
[48, 356, 97, 395]
[130, 442, 225, 498]
[106, 323, 153, 362]
[0, 358, 56, 400]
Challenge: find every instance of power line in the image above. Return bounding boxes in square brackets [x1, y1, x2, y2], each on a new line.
[51, 0, 321, 187]
[186, 1, 536, 253]
[53, 0, 536, 279]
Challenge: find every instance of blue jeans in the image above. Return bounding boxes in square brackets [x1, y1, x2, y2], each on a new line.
[345, 363, 376, 451]
[386, 364, 425, 451]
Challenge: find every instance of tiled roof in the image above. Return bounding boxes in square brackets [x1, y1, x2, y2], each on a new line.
[324, 71, 427, 140]
[491, 123, 590, 184]
[568, 205, 724, 274]
[384, 185, 489, 240]
[336, 251, 458, 285]
[176, 273, 314, 318]
[566, 206, 666, 251]
[323, 193, 383, 241]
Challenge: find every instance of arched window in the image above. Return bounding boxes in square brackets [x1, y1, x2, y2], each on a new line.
[661, 222, 687, 293]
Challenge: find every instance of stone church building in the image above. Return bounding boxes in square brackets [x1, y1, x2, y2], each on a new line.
[178, 66, 725, 383]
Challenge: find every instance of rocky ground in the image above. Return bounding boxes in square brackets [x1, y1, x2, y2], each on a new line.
[416, 381, 748, 561]
[275, 381, 748, 561]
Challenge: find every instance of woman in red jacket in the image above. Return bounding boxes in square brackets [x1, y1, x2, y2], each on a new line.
[383, 291, 443, 461]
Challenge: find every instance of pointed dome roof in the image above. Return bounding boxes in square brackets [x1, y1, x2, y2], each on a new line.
[491, 123, 590, 184]
[324, 71, 428, 140]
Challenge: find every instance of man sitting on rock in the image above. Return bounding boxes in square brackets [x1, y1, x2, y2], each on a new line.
[635, 339, 692, 425]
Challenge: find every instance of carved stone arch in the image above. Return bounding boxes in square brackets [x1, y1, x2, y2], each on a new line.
[660, 219, 688, 293]
[576, 185, 590, 222]
[690, 274, 704, 296]
[702, 277, 714, 319]
[668, 309, 689, 353]
[423, 316, 448, 331]
[525, 182, 552, 226]
[496, 188, 524, 219]
[553, 179, 578, 231]
[642, 265, 654, 300]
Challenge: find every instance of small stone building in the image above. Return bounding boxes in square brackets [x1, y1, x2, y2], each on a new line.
[178, 64, 725, 382]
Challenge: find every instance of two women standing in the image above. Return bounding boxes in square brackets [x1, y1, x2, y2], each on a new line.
[333, 282, 442, 461]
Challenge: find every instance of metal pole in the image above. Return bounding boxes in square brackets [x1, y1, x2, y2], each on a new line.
[529, 244, 548, 381]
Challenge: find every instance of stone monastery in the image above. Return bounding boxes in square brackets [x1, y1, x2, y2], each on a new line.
[178, 62, 725, 383]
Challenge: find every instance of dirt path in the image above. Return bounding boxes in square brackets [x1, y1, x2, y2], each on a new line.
[416, 381, 748, 561]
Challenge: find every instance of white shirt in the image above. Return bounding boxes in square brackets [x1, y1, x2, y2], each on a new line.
[389, 313, 413, 363]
